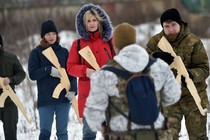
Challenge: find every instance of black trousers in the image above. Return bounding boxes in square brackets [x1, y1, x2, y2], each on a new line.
[0, 99, 18, 140]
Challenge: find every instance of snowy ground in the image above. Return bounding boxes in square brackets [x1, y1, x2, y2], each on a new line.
[1, 104, 209, 140]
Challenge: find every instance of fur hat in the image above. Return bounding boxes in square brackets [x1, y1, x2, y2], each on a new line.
[160, 8, 182, 27]
[113, 23, 136, 50]
[41, 20, 58, 38]
[0, 34, 3, 46]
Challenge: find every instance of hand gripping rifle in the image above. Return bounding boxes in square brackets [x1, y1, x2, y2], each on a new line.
[42, 47, 82, 124]
[0, 77, 32, 124]
[158, 36, 207, 116]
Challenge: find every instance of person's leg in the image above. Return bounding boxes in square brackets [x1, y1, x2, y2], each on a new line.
[164, 102, 183, 140]
[184, 91, 208, 140]
[185, 108, 208, 140]
[83, 117, 97, 140]
[55, 103, 70, 140]
[38, 105, 54, 140]
[2, 102, 18, 140]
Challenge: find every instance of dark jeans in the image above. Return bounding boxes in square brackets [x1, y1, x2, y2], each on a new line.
[38, 103, 70, 140]
[0, 101, 18, 140]
[83, 117, 97, 140]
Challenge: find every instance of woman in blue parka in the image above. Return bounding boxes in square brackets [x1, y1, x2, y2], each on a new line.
[28, 20, 77, 140]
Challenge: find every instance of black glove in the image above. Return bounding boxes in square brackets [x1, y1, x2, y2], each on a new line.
[188, 71, 193, 80]
[181, 75, 187, 87]
[152, 52, 174, 65]
[181, 70, 194, 87]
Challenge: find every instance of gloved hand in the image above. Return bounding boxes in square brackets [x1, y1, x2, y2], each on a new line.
[152, 52, 174, 65]
[181, 75, 187, 87]
[50, 67, 61, 78]
[65, 91, 76, 102]
[188, 71, 193, 80]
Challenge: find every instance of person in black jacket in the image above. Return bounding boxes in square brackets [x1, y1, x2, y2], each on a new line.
[0, 34, 26, 140]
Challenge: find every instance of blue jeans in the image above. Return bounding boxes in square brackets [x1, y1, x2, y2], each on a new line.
[38, 103, 70, 140]
[82, 117, 96, 140]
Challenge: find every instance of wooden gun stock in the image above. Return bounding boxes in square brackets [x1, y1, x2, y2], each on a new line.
[42, 47, 70, 98]
[71, 96, 82, 124]
[79, 46, 100, 71]
[42, 47, 80, 122]
[157, 36, 207, 116]
[0, 77, 32, 124]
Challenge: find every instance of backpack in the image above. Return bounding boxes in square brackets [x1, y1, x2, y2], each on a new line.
[103, 57, 159, 125]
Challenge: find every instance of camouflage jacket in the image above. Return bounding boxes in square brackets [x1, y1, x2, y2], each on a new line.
[146, 23, 209, 99]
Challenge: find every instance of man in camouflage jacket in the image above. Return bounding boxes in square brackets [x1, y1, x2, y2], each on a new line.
[146, 8, 209, 140]
[0, 34, 26, 140]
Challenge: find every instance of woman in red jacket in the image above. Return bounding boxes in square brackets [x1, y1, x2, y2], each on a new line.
[66, 3, 114, 140]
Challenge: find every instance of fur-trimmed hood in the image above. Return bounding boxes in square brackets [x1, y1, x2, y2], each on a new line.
[75, 3, 113, 41]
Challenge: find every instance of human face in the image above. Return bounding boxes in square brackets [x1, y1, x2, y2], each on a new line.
[86, 15, 99, 32]
[44, 32, 57, 45]
[163, 21, 181, 41]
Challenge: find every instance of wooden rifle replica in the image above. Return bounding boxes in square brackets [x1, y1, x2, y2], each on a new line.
[157, 36, 207, 116]
[79, 46, 100, 71]
[42, 47, 82, 124]
[0, 77, 32, 124]
[78, 46, 101, 123]
[42, 47, 70, 99]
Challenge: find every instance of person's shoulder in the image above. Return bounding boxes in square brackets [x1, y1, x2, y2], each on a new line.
[184, 32, 202, 44]
[3, 50, 20, 61]
[187, 32, 201, 40]
[3, 50, 16, 57]
[148, 32, 163, 44]
[60, 46, 69, 53]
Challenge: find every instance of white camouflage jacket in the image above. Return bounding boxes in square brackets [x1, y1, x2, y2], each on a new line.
[84, 44, 181, 132]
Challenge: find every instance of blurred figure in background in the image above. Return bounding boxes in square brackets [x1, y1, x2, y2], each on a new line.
[28, 20, 77, 140]
[0, 34, 26, 140]
[66, 3, 114, 140]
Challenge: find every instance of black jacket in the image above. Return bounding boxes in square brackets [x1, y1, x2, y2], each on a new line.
[0, 49, 26, 106]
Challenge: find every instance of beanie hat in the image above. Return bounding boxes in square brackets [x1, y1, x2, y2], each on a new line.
[113, 23, 136, 50]
[160, 8, 182, 27]
[41, 20, 58, 38]
[0, 35, 3, 46]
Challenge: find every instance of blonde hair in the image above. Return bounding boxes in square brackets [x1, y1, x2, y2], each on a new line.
[83, 9, 104, 38]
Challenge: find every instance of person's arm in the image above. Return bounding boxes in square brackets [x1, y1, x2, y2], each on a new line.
[9, 55, 26, 85]
[28, 48, 51, 81]
[84, 70, 118, 132]
[146, 33, 163, 55]
[188, 40, 209, 83]
[150, 59, 181, 106]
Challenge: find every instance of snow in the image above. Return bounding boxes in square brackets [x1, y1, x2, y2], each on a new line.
[0, 21, 210, 140]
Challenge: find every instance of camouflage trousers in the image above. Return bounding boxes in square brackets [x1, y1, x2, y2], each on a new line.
[164, 93, 209, 140]
[104, 129, 173, 140]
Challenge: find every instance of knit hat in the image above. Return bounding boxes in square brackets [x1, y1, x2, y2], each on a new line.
[41, 20, 58, 38]
[0, 34, 3, 46]
[160, 8, 182, 27]
[113, 23, 136, 50]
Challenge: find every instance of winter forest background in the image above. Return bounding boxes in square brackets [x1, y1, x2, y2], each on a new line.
[1, 0, 210, 140]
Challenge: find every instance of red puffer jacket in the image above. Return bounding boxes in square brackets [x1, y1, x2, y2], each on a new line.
[67, 31, 114, 117]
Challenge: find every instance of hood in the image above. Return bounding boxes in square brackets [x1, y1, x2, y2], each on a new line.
[114, 44, 149, 73]
[75, 3, 113, 41]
